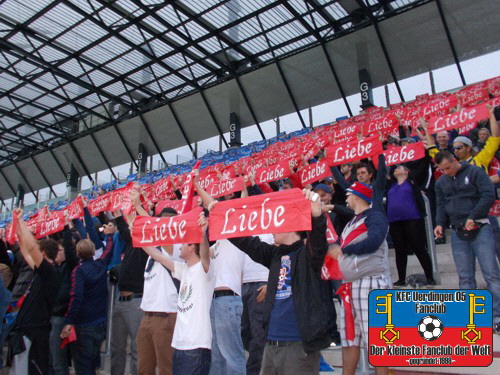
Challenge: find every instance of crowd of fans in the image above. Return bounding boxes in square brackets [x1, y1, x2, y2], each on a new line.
[0, 76, 499, 375]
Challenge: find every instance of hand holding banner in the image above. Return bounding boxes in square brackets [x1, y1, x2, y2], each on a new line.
[132, 207, 203, 247]
[208, 188, 311, 241]
[5, 210, 18, 245]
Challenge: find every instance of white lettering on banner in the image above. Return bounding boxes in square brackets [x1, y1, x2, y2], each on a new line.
[300, 162, 326, 184]
[89, 196, 110, 214]
[333, 124, 358, 138]
[258, 166, 286, 183]
[140, 217, 187, 244]
[332, 142, 373, 164]
[199, 175, 215, 190]
[431, 108, 479, 133]
[221, 198, 285, 235]
[39, 216, 62, 237]
[422, 97, 454, 117]
[365, 116, 396, 134]
[154, 179, 169, 196]
[385, 146, 415, 165]
[459, 122, 477, 135]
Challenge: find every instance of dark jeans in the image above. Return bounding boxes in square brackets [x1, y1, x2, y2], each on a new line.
[242, 282, 267, 375]
[173, 348, 211, 375]
[389, 219, 434, 281]
[72, 323, 107, 375]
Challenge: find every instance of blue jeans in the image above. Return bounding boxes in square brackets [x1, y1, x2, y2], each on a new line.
[0, 282, 10, 369]
[72, 323, 107, 375]
[451, 224, 500, 322]
[173, 348, 211, 375]
[209, 295, 246, 375]
[49, 316, 69, 375]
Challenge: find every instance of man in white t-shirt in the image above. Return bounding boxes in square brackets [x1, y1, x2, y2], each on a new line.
[209, 239, 246, 375]
[141, 212, 214, 375]
[136, 243, 181, 375]
[241, 234, 272, 375]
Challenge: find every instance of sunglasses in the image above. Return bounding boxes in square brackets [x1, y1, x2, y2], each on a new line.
[453, 145, 464, 151]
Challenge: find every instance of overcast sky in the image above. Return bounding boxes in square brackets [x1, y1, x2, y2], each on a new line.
[4, 49, 500, 211]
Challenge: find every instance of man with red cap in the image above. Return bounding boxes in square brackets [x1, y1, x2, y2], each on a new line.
[329, 181, 391, 375]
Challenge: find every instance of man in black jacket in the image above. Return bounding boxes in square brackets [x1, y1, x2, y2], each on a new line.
[110, 204, 148, 375]
[227, 189, 330, 374]
[49, 219, 79, 375]
[434, 151, 500, 334]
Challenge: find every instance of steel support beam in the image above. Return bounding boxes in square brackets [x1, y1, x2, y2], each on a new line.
[355, 0, 405, 102]
[12, 162, 37, 203]
[30, 156, 57, 198]
[167, 102, 196, 158]
[257, 15, 308, 128]
[435, 0, 466, 86]
[199, 91, 229, 148]
[279, 1, 353, 117]
[0, 169, 16, 196]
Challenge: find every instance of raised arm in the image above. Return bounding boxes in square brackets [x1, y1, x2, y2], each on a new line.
[142, 246, 174, 272]
[198, 212, 210, 273]
[330, 165, 350, 191]
[14, 208, 42, 269]
[62, 216, 79, 271]
[193, 169, 216, 208]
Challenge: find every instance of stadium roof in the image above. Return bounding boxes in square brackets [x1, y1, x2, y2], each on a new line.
[1, 0, 500, 201]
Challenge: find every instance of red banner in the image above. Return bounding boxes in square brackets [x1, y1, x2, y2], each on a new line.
[458, 121, 478, 135]
[363, 114, 399, 136]
[209, 176, 246, 199]
[132, 207, 204, 247]
[87, 194, 112, 216]
[300, 160, 331, 186]
[198, 171, 218, 191]
[179, 160, 201, 214]
[383, 142, 426, 166]
[332, 122, 361, 140]
[427, 104, 490, 134]
[460, 87, 490, 107]
[325, 136, 383, 166]
[154, 199, 199, 216]
[151, 178, 173, 202]
[36, 210, 65, 239]
[490, 200, 500, 217]
[325, 214, 338, 244]
[65, 195, 84, 220]
[321, 255, 343, 280]
[5, 210, 18, 245]
[421, 95, 458, 119]
[255, 160, 291, 184]
[208, 188, 311, 241]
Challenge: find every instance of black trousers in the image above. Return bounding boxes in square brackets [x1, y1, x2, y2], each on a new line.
[241, 282, 267, 375]
[389, 219, 434, 281]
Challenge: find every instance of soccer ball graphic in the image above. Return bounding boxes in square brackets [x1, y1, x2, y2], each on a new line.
[418, 315, 444, 341]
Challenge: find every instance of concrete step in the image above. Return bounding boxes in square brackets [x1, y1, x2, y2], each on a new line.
[386, 241, 488, 288]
